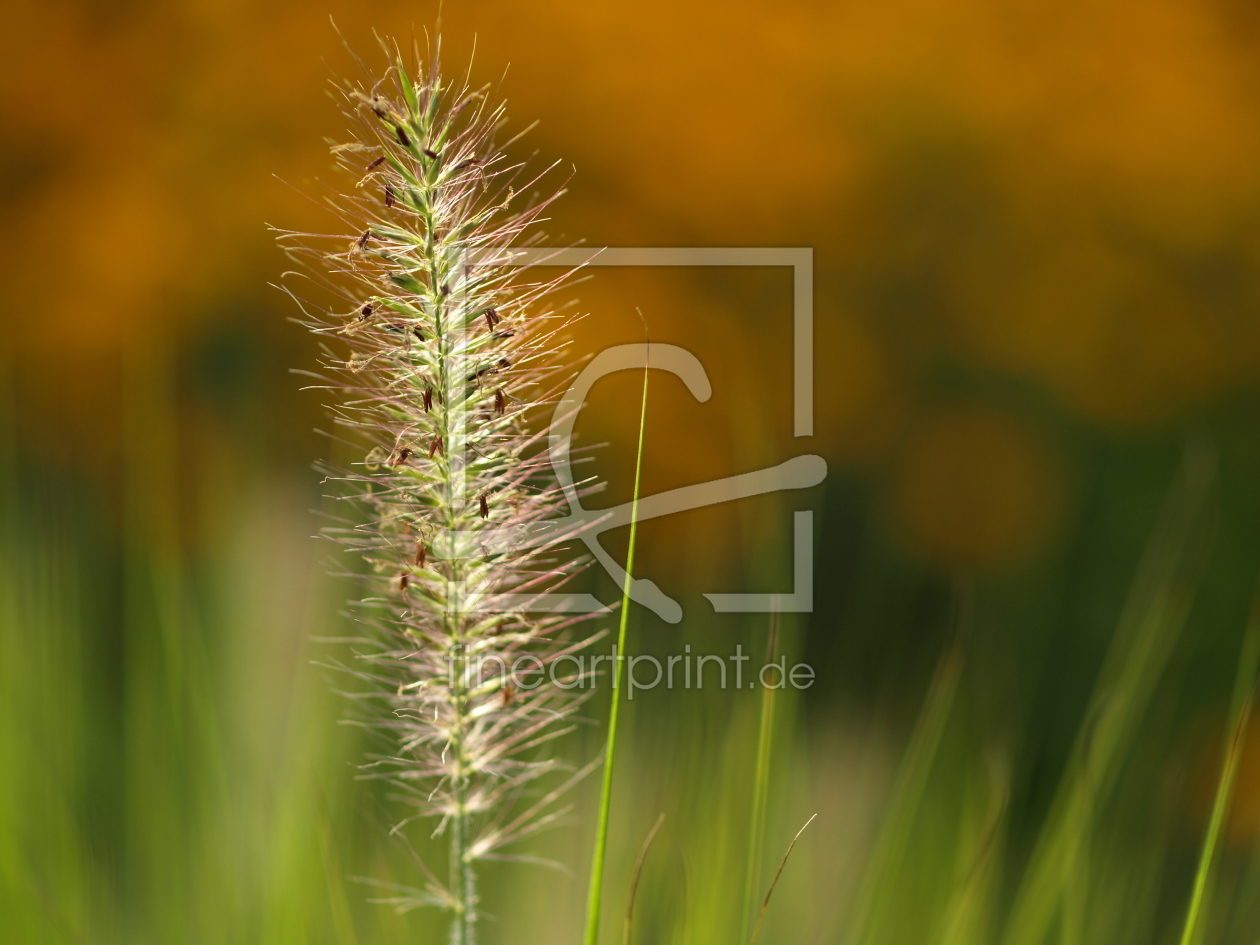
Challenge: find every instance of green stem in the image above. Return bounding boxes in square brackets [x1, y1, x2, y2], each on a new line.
[1177, 591, 1260, 945]
[583, 362, 650, 945]
[741, 612, 779, 945]
[448, 637, 476, 945]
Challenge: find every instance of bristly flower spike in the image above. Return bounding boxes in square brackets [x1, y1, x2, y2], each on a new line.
[277, 35, 599, 945]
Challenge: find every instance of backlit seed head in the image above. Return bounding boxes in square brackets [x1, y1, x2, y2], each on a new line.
[278, 37, 596, 933]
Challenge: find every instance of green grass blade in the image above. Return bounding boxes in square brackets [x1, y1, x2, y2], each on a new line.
[1001, 442, 1215, 945]
[741, 611, 780, 945]
[583, 360, 650, 945]
[937, 756, 1009, 945]
[623, 813, 665, 945]
[318, 811, 361, 945]
[846, 576, 973, 945]
[846, 640, 964, 945]
[1177, 583, 1260, 945]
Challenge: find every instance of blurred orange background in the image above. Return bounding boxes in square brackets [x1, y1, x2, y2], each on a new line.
[6, 0, 1260, 574]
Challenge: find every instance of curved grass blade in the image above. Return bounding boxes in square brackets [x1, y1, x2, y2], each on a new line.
[748, 813, 818, 945]
[624, 813, 665, 945]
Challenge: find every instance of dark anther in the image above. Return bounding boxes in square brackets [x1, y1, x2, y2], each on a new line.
[494, 389, 505, 416]
[428, 436, 443, 458]
[366, 155, 386, 171]
[385, 183, 396, 207]
[396, 125, 412, 147]
[398, 573, 409, 591]
[478, 494, 489, 519]
[414, 541, 427, 568]
[468, 357, 511, 383]
[389, 446, 413, 466]
[423, 148, 438, 159]
[423, 387, 433, 413]
[483, 308, 501, 328]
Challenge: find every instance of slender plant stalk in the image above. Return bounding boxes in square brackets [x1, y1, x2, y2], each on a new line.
[281, 36, 594, 944]
[624, 813, 665, 945]
[740, 611, 780, 945]
[583, 362, 650, 945]
[748, 813, 817, 945]
[1177, 584, 1260, 945]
